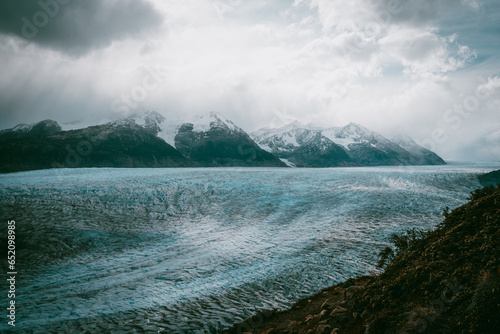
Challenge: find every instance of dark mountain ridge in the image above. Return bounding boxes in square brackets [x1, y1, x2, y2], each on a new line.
[0, 119, 196, 173]
[1, 112, 447, 172]
[174, 112, 287, 167]
[0, 119, 62, 140]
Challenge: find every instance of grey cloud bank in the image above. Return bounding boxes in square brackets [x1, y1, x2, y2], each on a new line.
[0, 0, 499, 161]
[0, 0, 163, 56]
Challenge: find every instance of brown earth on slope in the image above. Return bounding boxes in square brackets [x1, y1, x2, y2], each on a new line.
[224, 185, 500, 334]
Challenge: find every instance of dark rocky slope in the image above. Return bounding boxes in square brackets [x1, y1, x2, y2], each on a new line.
[0, 120, 196, 173]
[224, 185, 500, 334]
[0, 119, 62, 141]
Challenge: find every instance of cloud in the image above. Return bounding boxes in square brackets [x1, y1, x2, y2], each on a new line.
[380, 0, 481, 27]
[0, 0, 163, 56]
[0, 0, 498, 161]
[379, 28, 477, 77]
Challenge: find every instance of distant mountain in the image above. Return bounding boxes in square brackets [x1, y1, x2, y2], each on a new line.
[174, 112, 286, 167]
[0, 119, 62, 141]
[0, 111, 287, 173]
[251, 122, 446, 167]
[0, 119, 196, 173]
[124, 111, 286, 167]
[1, 113, 447, 172]
[392, 135, 446, 165]
[252, 123, 352, 167]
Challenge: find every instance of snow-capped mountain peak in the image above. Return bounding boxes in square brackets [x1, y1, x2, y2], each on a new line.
[191, 111, 242, 133]
[250, 123, 318, 154]
[320, 122, 390, 150]
[251, 120, 308, 144]
[114, 111, 244, 147]
[5, 120, 61, 134]
[11, 123, 34, 132]
[118, 110, 181, 147]
[249, 120, 445, 167]
[121, 111, 165, 129]
[279, 120, 306, 132]
[129, 110, 166, 128]
[335, 123, 373, 139]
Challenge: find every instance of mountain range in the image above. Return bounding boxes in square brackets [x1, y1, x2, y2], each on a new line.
[251, 121, 445, 167]
[0, 118, 195, 173]
[0, 111, 445, 173]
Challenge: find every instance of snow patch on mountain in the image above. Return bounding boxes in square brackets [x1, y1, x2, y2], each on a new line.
[322, 127, 351, 149]
[5, 120, 61, 134]
[280, 158, 297, 167]
[117, 111, 246, 147]
[157, 121, 184, 147]
[122, 111, 183, 147]
[11, 123, 35, 132]
[250, 120, 445, 166]
[320, 123, 389, 150]
[252, 121, 390, 153]
[282, 132, 300, 147]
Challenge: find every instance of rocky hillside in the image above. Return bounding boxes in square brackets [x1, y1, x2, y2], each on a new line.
[224, 185, 500, 334]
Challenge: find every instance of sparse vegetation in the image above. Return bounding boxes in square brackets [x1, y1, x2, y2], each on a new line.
[377, 228, 428, 269]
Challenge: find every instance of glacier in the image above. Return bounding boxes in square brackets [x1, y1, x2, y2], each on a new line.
[0, 163, 499, 333]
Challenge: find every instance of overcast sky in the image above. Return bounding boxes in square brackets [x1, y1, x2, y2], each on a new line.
[0, 0, 499, 161]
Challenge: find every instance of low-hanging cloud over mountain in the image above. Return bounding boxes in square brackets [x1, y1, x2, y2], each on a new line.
[0, 0, 499, 161]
